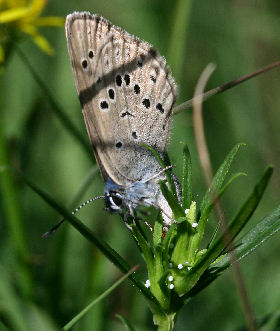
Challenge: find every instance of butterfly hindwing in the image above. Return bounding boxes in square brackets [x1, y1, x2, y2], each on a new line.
[65, 12, 177, 186]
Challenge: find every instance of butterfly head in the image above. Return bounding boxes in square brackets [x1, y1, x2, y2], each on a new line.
[105, 190, 124, 213]
[104, 176, 157, 215]
[104, 178, 125, 213]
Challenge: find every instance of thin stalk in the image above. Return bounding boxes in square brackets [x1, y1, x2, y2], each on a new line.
[173, 60, 280, 114]
[63, 266, 139, 331]
[192, 64, 257, 330]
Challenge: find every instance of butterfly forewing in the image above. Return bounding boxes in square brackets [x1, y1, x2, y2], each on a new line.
[66, 12, 177, 186]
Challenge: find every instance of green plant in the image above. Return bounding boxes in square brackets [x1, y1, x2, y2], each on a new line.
[14, 141, 278, 330]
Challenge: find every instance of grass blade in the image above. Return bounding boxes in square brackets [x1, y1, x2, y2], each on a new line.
[11, 167, 160, 309]
[184, 203, 280, 300]
[199, 143, 245, 216]
[63, 266, 139, 331]
[193, 166, 273, 275]
[182, 144, 192, 210]
[215, 205, 280, 268]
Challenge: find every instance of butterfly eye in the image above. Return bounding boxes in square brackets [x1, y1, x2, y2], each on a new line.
[111, 193, 123, 207]
[107, 192, 123, 211]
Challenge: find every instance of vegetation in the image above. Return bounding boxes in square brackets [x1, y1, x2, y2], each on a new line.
[1, 1, 280, 330]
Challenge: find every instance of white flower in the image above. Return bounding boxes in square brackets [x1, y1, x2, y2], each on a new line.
[169, 284, 174, 289]
[178, 264, 183, 270]
[185, 208, 190, 215]
[168, 275, 174, 282]
[192, 222, 198, 228]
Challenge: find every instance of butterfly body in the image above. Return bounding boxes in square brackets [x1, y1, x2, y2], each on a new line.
[65, 12, 179, 227]
[105, 174, 164, 214]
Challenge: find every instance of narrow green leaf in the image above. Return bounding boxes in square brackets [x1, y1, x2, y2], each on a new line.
[195, 143, 246, 251]
[142, 144, 177, 197]
[226, 166, 273, 243]
[63, 266, 139, 331]
[162, 223, 177, 268]
[132, 226, 154, 273]
[175, 166, 273, 296]
[192, 172, 246, 254]
[132, 225, 169, 310]
[183, 203, 280, 300]
[182, 144, 192, 210]
[206, 172, 247, 247]
[181, 265, 227, 302]
[159, 181, 185, 219]
[171, 201, 197, 266]
[199, 143, 245, 216]
[215, 204, 280, 268]
[153, 214, 163, 249]
[153, 215, 171, 309]
[115, 314, 136, 331]
[194, 166, 273, 277]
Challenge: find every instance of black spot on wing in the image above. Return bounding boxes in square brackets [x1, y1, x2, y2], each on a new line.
[134, 84, 140, 94]
[124, 74, 130, 86]
[108, 89, 115, 100]
[82, 59, 88, 69]
[142, 98, 150, 109]
[116, 75, 122, 86]
[121, 111, 134, 118]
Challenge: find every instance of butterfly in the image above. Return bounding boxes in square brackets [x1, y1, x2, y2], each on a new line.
[65, 12, 180, 228]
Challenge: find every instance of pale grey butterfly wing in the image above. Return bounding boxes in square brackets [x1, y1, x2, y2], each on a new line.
[66, 13, 123, 184]
[65, 12, 178, 225]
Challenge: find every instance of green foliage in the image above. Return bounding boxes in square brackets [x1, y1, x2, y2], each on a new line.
[132, 145, 277, 328]
[1, 1, 280, 330]
[9, 139, 278, 329]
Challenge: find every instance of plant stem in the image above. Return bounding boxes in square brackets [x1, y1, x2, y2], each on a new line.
[154, 312, 176, 331]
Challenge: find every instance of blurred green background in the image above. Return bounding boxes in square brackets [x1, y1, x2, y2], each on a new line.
[1, 0, 280, 330]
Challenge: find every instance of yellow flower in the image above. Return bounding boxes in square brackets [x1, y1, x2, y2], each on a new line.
[0, 0, 65, 62]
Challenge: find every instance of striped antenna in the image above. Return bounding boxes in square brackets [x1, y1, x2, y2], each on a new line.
[42, 195, 105, 238]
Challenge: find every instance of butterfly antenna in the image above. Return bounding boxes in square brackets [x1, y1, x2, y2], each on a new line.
[42, 195, 105, 238]
[142, 165, 175, 183]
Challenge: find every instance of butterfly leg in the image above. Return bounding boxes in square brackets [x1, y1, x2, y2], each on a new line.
[123, 210, 133, 230]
